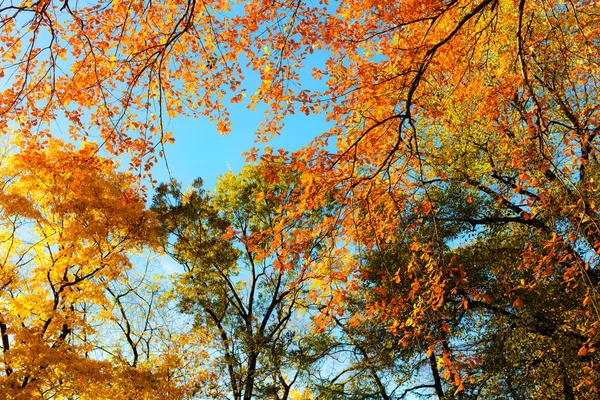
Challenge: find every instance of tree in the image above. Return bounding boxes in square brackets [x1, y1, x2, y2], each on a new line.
[0, 138, 207, 399]
[353, 184, 600, 399]
[303, 179, 599, 399]
[152, 164, 326, 400]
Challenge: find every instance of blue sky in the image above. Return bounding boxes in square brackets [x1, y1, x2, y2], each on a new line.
[153, 101, 326, 190]
[149, 45, 334, 191]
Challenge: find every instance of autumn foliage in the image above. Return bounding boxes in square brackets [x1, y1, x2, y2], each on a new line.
[1, 0, 600, 398]
[0, 140, 210, 399]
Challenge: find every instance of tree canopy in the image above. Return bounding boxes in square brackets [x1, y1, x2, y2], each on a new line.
[0, 139, 209, 399]
[1, 0, 599, 398]
[152, 164, 335, 400]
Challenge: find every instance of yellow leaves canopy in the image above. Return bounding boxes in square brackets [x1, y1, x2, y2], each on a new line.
[0, 139, 206, 399]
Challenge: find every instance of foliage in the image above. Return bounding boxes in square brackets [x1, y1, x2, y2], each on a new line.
[354, 186, 599, 399]
[0, 139, 208, 399]
[1, 0, 600, 397]
[152, 164, 327, 400]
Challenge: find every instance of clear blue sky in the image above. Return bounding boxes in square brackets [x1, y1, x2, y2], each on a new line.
[153, 102, 327, 190]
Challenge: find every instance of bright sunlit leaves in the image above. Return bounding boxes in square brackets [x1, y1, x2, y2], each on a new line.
[0, 0, 599, 397]
[0, 139, 207, 398]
